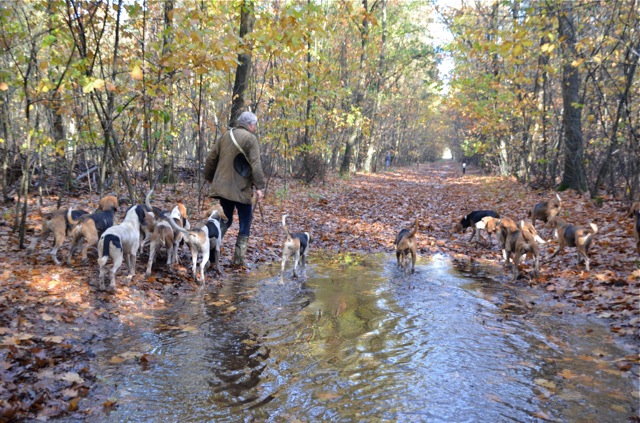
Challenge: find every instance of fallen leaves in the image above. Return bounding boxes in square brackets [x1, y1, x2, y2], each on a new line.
[0, 161, 638, 420]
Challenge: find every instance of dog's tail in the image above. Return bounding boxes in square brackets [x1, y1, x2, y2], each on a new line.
[408, 217, 419, 238]
[67, 207, 81, 226]
[145, 189, 154, 212]
[98, 234, 122, 269]
[165, 213, 190, 236]
[282, 214, 293, 241]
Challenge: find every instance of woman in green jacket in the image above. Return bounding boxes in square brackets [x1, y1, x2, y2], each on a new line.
[204, 111, 265, 267]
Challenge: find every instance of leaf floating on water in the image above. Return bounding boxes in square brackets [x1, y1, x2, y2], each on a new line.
[485, 393, 503, 403]
[532, 411, 552, 420]
[68, 397, 80, 411]
[60, 371, 84, 384]
[109, 355, 126, 364]
[534, 378, 556, 389]
[61, 388, 78, 398]
[139, 353, 156, 363]
[615, 361, 632, 372]
[103, 398, 118, 409]
[317, 392, 340, 401]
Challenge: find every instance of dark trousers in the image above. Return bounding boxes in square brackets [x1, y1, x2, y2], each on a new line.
[219, 198, 253, 236]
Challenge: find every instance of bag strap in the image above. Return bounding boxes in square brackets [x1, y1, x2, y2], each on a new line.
[229, 129, 248, 159]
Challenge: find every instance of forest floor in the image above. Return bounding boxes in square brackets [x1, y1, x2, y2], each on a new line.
[1, 160, 638, 420]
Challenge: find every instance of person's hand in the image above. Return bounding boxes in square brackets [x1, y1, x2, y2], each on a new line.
[255, 189, 264, 203]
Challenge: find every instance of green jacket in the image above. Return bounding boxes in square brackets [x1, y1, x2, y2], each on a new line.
[203, 125, 266, 204]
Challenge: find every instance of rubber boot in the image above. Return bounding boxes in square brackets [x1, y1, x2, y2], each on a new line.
[233, 235, 249, 266]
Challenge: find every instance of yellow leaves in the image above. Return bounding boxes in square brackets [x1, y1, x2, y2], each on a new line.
[131, 65, 143, 81]
[571, 58, 586, 68]
[0, 81, 8, 91]
[534, 378, 556, 389]
[213, 59, 229, 71]
[512, 43, 524, 56]
[540, 43, 555, 54]
[82, 78, 105, 93]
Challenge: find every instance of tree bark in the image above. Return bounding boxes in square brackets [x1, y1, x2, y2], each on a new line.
[557, 4, 588, 192]
[229, 0, 255, 127]
[339, 0, 369, 176]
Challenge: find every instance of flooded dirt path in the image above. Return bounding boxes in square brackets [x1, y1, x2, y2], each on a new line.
[77, 254, 638, 422]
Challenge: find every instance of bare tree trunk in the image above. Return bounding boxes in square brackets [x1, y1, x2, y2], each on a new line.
[229, 0, 255, 127]
[591, 40, 639, 197]
[364, 0, 386, 174]
[340, 0, 369, 176]
[557, 3, 588, 192]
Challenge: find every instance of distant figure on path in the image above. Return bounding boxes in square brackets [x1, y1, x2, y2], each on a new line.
[385, 152, 391, 169]
[462, 162, 466, 175]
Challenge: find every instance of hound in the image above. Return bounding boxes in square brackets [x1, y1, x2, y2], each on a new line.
[167, 205, 228, 283]
[281, 214, 312, 281]
[395, 217, 419, 274]
[97, 205, 147, 291]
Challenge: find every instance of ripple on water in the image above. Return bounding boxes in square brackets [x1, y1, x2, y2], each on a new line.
[82, 254, 638, 423]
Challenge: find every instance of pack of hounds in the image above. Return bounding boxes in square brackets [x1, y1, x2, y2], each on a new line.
[395, 194, 639, 281]
[26, 191, 640, 290]
[26, 191, 313, 291]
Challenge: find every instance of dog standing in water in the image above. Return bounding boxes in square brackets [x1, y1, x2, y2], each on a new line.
[395, 217, 419, 274]
[280, 214, 312, 282]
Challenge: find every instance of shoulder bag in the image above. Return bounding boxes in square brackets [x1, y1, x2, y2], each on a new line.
[230, 129, 252, 178]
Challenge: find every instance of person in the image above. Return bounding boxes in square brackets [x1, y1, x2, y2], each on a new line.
[385, 151, 391, 169]
[204, 111, 265, 267]
[462, 162, 466, 175]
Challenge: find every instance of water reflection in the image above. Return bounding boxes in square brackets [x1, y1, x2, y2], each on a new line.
[84, 254, 637, 422]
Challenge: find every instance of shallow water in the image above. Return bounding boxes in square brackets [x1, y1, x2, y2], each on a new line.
[82, 254, 638, 422]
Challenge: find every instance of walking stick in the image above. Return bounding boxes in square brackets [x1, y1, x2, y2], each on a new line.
[254, 197, 264, 223]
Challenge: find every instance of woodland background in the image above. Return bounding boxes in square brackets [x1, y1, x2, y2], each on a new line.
[0, 0, 638, 239]
[0, 1, 639, 419]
